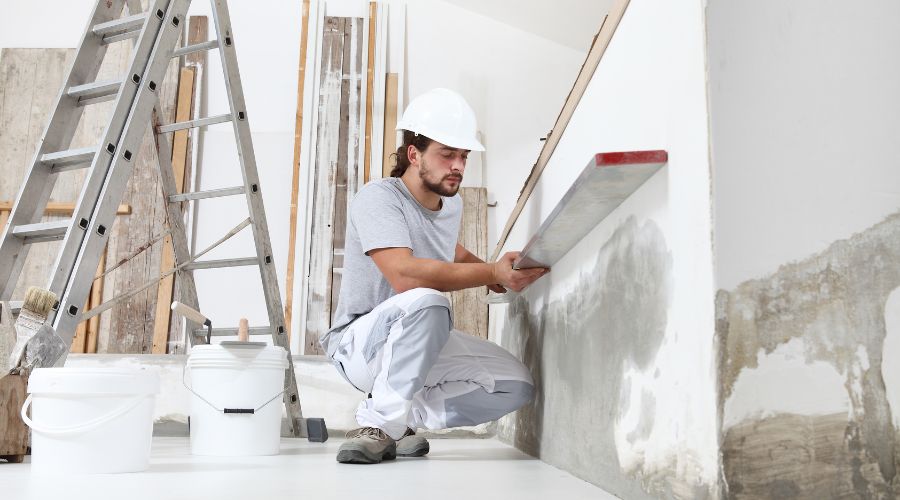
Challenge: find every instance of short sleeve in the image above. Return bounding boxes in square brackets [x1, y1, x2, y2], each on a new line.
[350, 184, 412, 254]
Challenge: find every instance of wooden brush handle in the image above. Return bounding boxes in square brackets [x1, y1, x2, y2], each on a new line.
[238, 318, 249, 342]
[170, 302, 208, 325]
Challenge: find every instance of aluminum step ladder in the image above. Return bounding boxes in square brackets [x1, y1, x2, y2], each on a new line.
[0, 0, 311, 438]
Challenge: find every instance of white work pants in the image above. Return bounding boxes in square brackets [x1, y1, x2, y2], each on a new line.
[329, 288, 534, 440]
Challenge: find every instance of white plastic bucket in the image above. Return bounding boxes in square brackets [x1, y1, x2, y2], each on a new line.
[186, 344, 288, 456]
[23, 367, 160, 474]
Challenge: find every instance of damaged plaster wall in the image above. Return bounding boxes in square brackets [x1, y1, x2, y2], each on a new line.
[707, 1, 900, 498]
[490, 0, 717, 497]
[717, 215, 900, 498]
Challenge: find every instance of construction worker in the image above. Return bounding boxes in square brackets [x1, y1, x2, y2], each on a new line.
[320, 88, 549, 464]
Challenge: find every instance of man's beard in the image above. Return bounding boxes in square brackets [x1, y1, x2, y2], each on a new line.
[419, 159, 462, 197]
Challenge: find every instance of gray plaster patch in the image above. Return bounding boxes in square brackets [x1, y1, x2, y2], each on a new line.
[497, 217, 708, 498]
[717, 212, 900, 498]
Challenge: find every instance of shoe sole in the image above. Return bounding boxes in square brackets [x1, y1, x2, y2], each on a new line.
[397, 441, 430, 457]
[336, 444, 397, 464]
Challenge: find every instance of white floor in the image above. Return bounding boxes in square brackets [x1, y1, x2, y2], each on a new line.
[2, 436, 617, 500]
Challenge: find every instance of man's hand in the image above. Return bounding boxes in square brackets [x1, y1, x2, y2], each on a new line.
[491, 252, 549, 293]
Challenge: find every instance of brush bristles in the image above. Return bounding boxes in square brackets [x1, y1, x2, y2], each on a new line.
[22, 287, 57, 318]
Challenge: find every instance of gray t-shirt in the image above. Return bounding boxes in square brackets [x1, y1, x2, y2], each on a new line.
[319, 177, 461, 356]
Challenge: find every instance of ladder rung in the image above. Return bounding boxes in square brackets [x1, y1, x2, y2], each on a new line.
[102, 30, 142, 45]
[12, 220, 70, 243]
[40, 146, 98, 172]
[93, 13, 147, 42]
[157, 114, 233, 133]
[185, 257, 258, 271]
[68, 79, 122, 106]
[173, 40, 220, 58]
[193, 326, 272, 337]
[169, 186, 245, 203]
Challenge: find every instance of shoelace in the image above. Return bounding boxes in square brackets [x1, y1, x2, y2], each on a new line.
[346, 427, 389, 440]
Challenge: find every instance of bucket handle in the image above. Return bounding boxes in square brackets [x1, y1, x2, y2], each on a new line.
[181, 365, 286, 414]
[20, 394, 147, 436]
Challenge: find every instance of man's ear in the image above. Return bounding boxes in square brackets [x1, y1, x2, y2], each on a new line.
[407, 144, 420, 167]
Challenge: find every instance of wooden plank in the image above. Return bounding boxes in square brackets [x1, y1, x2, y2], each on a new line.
[305, 17, 346, 354]
[490, 0, 631, 261]
[0, 301, 14, 376]
[345, 18, 364, 208]
[151, 66, 196, 354]
[285, 0, 312, 344]
[0, 372, 28, 462]
[369, 4, 388, 181]
[330, 18, 364, 328]
[72, 303, 89, 353]
[450, 188, 489, 339]
[70, 249, 107, 354]
[364, 2, 377, 184]
[0, 203, 131, 215]
[85, 248, 106, 353]
[382, 73, 398, 178]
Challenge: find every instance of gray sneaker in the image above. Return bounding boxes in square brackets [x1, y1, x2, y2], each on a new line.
[337, 427, 397, 464]
[396, 428, 429, 457]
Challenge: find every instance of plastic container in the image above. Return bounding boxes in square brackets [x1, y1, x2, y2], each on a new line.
[23, 367, 160, 474]
[186, 344, 288, 456]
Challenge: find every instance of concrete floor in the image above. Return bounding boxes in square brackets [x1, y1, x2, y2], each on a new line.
[2, 436, 616, 500]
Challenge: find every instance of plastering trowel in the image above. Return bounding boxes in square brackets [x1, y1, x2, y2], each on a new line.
[171, 301, 266, 346]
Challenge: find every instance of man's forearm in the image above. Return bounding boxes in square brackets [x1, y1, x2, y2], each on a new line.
[394, 256, 495, 293]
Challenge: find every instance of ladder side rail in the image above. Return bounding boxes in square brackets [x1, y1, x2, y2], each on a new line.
[45, 0, 176, 314]
[0, 0, 129, 297]
[150, 110, 203, 347]
[210, 0, 305, 437]
[53, 0, 194, 346]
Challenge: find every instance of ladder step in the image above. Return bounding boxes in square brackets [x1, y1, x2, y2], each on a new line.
[169, 186, 245, 203]
[157, 114, 233, 133]
[68, 79, 122, 106]
[40, 146, 98, 172]
[92, 13, 147, 44]
[172, 40, 220, 58]
[193, 326, 273, 337]
[185, 257, 258, 271]
[12, 220, 71, 243]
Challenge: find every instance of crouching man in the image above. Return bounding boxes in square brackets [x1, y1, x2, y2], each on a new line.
[320, 88, 549, 464]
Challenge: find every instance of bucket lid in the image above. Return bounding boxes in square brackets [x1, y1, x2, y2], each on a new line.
[28, 367, 161, 395]
[187, 344, 288, 368]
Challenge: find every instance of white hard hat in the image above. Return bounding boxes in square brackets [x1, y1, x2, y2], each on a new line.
[396, 88, 485, 151]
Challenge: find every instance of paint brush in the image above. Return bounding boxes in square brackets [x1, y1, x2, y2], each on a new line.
[8, 287, 59, 372]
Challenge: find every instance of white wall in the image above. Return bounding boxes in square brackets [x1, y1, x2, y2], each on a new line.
[709, 1, 900, 291]
[0, 0, 97, 48]
[491, 0, 719, 493]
